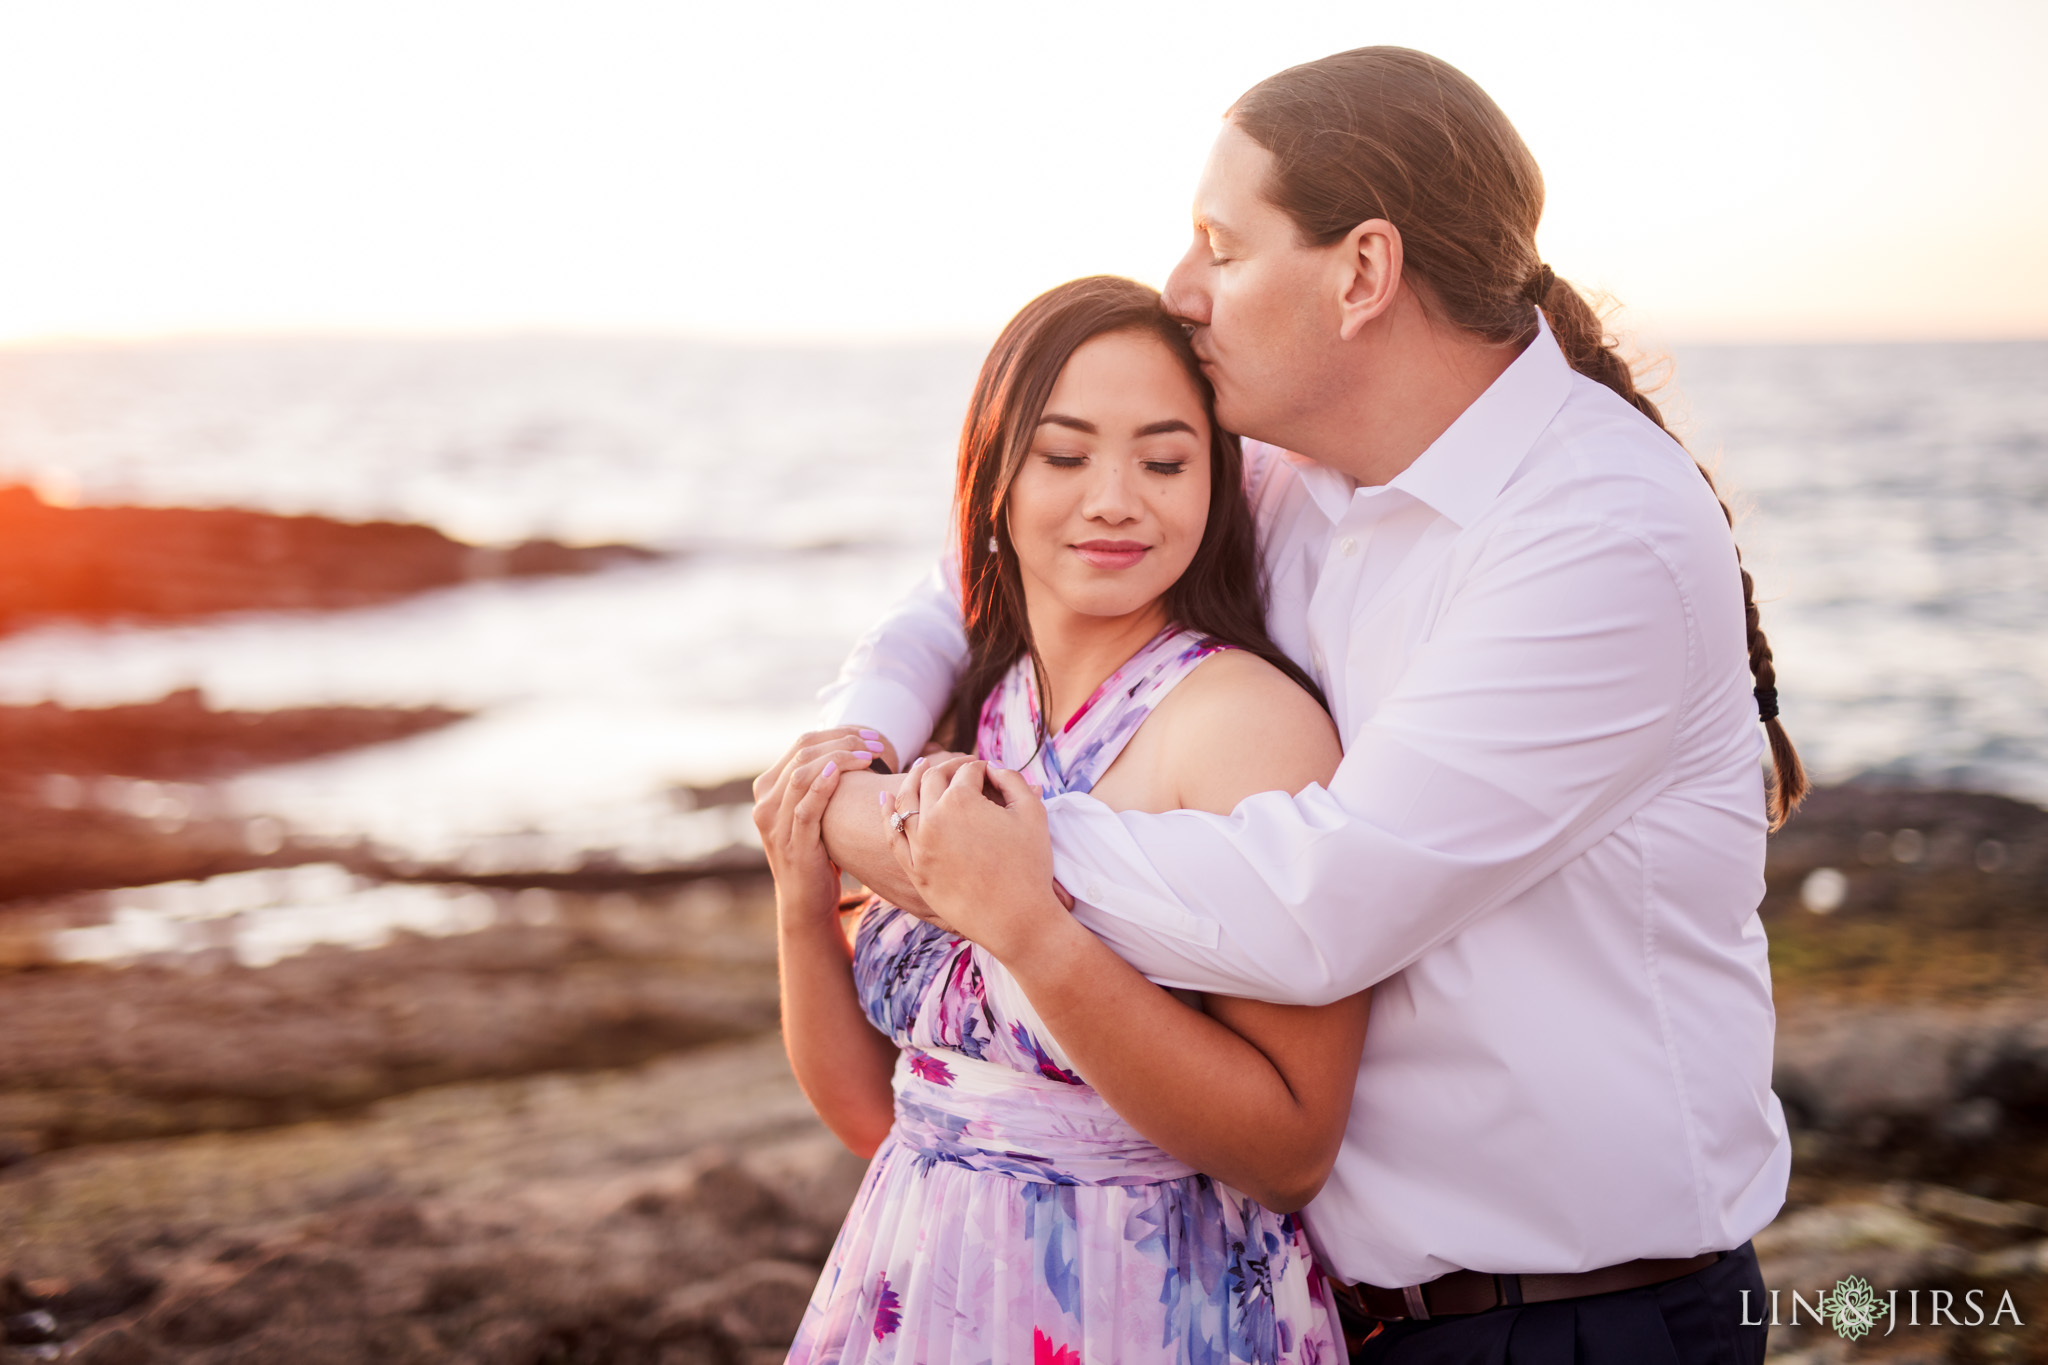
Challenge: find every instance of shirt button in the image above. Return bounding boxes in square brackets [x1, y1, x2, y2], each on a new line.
[1339, 536, 1359, 557]
[1085, 881, 1102, 900]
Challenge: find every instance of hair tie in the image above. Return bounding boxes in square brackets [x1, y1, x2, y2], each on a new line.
[1523, 263, 1556, 304]
[1754, 685, 1779, 723]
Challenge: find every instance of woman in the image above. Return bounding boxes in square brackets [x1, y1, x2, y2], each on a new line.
[754, 276, 1366, 1363]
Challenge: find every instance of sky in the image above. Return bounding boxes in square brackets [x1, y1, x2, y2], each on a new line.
[0, 0, 2043, 345]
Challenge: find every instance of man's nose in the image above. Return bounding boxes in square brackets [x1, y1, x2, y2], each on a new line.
[1162, 241, 1211, 328]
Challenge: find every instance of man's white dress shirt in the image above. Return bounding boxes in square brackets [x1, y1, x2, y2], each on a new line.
[819, 317, 1790, 1288]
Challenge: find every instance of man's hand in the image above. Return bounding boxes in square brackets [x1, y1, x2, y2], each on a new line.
[884, 758, 1068, 962]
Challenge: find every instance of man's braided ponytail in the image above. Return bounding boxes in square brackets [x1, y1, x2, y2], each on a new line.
[1536, 278, 1806, 827]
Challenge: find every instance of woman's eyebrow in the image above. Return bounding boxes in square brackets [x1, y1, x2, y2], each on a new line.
[1135, 419, 1197, 437]
[1038, 414, 1097, 433]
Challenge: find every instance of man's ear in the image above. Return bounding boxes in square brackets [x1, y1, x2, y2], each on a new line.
[1335, 218, 1403, 341]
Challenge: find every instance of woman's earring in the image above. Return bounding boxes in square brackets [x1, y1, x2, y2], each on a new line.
[988, 536, 999, 554]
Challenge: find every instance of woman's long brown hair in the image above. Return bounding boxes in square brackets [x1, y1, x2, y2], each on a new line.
[1231, 48, 1808, 829]
[942, 275, 1322, 753]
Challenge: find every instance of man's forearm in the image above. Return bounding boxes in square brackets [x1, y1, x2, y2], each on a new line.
[815, 555, 968, 767]
[821, 771, 930, 912]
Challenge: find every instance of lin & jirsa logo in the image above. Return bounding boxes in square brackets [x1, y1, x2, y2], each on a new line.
[1743, 1274, 2026, 1340]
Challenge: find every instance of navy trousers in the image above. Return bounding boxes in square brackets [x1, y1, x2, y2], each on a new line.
[1345, 1243, 1769, 1365]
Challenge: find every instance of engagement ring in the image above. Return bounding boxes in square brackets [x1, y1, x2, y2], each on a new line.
[887, 808, 919, 835]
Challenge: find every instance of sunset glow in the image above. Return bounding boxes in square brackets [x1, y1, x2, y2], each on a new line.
[1, 0, 2041, 343]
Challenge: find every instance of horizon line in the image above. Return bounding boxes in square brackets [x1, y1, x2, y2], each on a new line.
[4, 321, 2046, 352]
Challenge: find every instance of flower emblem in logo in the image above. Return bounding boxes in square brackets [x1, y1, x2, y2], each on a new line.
[1823, 1275, 1881, 1341]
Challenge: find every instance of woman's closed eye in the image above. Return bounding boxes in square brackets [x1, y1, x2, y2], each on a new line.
[1037, 451, 1190, 475]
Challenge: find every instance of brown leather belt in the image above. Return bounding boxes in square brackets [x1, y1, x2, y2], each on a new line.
[1331, 1252, 1724, 1321]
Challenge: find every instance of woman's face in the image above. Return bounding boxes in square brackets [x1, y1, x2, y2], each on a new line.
[1005, 329, 1213, 629]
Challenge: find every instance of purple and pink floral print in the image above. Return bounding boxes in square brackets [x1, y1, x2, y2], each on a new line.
[785, 628, 1340, 1364]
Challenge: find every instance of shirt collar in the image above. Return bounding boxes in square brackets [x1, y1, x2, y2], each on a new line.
[1291, 311, 1576, 529]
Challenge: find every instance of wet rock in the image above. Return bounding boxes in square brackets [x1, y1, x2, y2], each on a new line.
[0, 883, 778, 1152]
[147, 1252, 367, 1347]
[4, 1308, 59, 1343]
[687, 1160, 793, 1230]
[311, 1200, 433, 1249]
[1890, 1181, 2048, 1233]
[0, 691, 476, 904]
[650, 1259, 818, 1348]
[0, 1037, 854, 1362]
[1762, 785, 2048, 1005]
[1774, 1001, 2048, 1142]
[0, 692, 470, 786]
[31, 1272, 160, 1343]
[68, 1327, 156, 1365]
[1971, 1239, 2048, 1278]
[0, 794, 304, 907]
[1752, 1201, 1965, 1292]
[0, 484, 659, 636]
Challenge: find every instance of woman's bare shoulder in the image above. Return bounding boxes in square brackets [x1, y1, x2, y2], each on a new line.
[1150, 648, 1341, 816]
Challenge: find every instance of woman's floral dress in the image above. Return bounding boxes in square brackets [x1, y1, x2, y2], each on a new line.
[787, 627, 1341, 1365]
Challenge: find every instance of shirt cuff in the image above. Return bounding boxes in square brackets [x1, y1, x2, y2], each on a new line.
[817, 677, 938, 768]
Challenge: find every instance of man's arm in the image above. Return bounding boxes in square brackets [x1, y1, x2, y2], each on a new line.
[816, 554, 967, 767]
[823, 769, 928, 911]
[1043, 518, 1712, 1005]
[813, 555, 967, 904]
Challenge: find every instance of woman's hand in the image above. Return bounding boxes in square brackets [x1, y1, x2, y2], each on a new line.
[759, 729, 905, 1158]
[755, 725, 893, 797]
[754, 727, 881, 924]
[884, 758, 1067, 962]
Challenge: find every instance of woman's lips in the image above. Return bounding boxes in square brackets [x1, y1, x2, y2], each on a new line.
[1072, 540, 1150, 570]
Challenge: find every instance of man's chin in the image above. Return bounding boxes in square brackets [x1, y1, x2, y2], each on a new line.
[1213, 394, 1260, 441]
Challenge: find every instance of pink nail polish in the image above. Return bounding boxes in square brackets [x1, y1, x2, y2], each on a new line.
[822, 760, 837, 778]
[877, 790, 891, 806]
[859, 728, 880, 740]
[865, 739, 885, 753]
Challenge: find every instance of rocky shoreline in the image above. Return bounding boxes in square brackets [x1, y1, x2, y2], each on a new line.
[0, 582, 2043, 1358]
[0, 778, 2037, 1360]
[1, 1033, 859, 1365]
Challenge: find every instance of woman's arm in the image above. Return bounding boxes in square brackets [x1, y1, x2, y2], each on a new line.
[992, 906, 1367, 1211]
[753, 736, 901, 1157]
[890, 658, 1369, 1211]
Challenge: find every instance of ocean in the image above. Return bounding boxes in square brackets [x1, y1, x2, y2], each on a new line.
[0, 333, 2041, 881]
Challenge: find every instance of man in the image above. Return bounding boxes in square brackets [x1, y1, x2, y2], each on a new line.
[794, 46, 1801, 1363]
